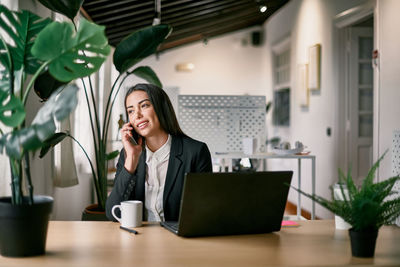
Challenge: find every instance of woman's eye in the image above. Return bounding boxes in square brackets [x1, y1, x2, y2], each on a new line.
[141, 103, 149, 108]
[128, 110, 134, 114]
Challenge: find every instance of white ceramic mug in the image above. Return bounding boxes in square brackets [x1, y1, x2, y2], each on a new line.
[111, 200, 143, 228]
[333, 184, 351, 230]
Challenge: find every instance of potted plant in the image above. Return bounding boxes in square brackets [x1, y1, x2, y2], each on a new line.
[292, 152, 400, 258]
[35, 0, 172, 220]
[0, 2, 110, 256]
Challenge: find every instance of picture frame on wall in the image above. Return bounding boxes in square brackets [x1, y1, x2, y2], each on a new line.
[308, 44, 321, 90]
[298, 64, 309, 107]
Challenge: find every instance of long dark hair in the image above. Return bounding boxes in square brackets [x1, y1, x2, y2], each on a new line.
[124, 83, 185, 136]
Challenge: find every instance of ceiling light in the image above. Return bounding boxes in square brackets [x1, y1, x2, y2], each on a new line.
[260, 5, 267, 13]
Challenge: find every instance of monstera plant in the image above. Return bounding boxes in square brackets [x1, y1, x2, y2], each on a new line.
[34, 0, 171, 218]
[0, 2, 110, 256]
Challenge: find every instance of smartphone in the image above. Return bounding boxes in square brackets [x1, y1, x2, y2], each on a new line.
[128, 123, 138, 145]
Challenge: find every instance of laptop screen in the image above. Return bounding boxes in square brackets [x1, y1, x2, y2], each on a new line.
[171, 171, 293, 237]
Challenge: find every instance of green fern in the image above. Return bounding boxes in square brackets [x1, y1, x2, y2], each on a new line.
[291, 151, 400, 232]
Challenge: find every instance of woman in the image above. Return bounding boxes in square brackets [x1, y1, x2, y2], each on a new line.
[106, 84, 212, 222]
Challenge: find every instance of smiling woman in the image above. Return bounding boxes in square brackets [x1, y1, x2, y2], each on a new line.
[105, 83, 213, 223]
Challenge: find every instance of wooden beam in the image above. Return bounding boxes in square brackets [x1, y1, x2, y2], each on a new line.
[79, 7, 93, 22]
[104, 0, 249, 35]
[89, 2, 153, 20]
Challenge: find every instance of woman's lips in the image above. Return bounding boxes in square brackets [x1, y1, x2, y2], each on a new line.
[137, 121, 148, 129]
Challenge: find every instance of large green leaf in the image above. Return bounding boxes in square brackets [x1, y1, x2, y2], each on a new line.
[34, 70, 68, 101]
[113, 24, 172, 73]
[0, 5, 52, 75]
[31, 18, 111, 82]
[0, 84, 78, 159]
[39, 132, 68, 158]
[106, 150, 119, 161]
[0, 88, 25, 127]
[131, 66, 162, 88]
[0, 70, 10, 93]
[0, 35, 12, 74]
[38, 0, 84, 21]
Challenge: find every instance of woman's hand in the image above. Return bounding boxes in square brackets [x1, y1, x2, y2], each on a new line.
[121, 122, 143, 173]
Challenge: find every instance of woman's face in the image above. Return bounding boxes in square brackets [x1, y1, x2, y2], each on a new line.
[126, 90, 164, 138]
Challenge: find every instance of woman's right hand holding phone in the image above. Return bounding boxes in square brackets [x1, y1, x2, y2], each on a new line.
[121, 122, 142, 173]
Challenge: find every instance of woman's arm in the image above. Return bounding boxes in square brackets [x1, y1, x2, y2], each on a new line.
[105, 150, 139, 221]
[106, 123, 143, 220]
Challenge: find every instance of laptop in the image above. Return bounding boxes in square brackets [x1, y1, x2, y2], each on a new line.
[160, 171, 293, 237]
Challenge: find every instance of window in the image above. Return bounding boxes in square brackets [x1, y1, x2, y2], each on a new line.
[273, 88, 290, 126]
[272, 37, 291, 126]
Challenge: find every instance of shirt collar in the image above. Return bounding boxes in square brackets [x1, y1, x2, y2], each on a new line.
[146, 134, 171, 163]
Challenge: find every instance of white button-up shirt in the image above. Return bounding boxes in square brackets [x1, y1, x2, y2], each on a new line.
[144, 135, 171, 222]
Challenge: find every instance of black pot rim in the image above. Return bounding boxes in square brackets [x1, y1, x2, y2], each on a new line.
[0, 195, 53, 218]
[349, 227, 379, 233]
[0, 195, 53, 203]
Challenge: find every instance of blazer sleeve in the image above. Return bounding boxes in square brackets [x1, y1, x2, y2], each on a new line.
[193, 142, 213, 173]
[105, 150, 139, 221]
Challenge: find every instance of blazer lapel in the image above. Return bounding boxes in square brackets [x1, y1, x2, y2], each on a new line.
[134, 149, 146, 202]
[163, 135, 183, 204]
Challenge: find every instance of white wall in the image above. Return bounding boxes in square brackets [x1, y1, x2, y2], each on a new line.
[262, 0, 371, 218]
[133, 27, 267, 95]
[376, 0, 400, 178]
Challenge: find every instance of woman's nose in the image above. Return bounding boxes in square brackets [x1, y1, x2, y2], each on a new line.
[135, 109, 142, 119]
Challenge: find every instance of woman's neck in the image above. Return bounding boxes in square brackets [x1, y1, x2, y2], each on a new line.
[145, 131, 169, 152]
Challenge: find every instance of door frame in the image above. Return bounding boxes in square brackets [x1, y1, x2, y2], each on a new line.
[334, 0, 378, 173]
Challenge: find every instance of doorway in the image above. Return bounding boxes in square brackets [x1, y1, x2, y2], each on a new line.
[340, 17, 374, 185]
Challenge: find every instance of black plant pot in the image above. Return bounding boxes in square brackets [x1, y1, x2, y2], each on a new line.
[0, 195, 53, 257]
[81, 203, 108, 221]
[349, 228, 378, 258]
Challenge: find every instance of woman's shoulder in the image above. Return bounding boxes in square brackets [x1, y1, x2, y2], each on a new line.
[177, 135, 207, 147]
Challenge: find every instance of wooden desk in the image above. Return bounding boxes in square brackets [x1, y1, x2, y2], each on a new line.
[1, 220, 399, 266]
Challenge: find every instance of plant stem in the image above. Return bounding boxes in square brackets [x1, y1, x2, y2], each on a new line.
[9, 159, 23, 204]
[87, 74, 101, 144]
[9, 160, 16, 204]
[67, 133, 103, 209]
[104, 73, 131, 143]
[73, 20, 104, 207]
[80, 78, 100, 169]
[102, 74, 122, 141]
[23, 62, 49, 105]
[24, 152, 33, 205]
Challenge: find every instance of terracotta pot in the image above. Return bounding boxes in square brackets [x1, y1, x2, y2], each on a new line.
[349, 228, 378, 257]
[0, 196, 53, 257]
[82, 204, 108, 221]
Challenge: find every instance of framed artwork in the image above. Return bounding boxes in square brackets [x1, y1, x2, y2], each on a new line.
[298, 64, 309, 107]
[308, 44, 321, 90]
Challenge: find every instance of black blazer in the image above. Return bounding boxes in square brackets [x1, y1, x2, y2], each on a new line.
[105, 135, 212, 221]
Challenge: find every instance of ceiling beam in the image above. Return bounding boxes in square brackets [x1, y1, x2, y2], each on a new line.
[88, 2, 153, 20]
[158, 18, 263, 52]
[169, 10, 264, 37]
[104, 0, 250, 35]
[106, 3, 263, 40]
[83, 0, 147, 13]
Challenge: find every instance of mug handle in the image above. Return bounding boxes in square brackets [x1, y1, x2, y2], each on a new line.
[111, 205, 122, 222]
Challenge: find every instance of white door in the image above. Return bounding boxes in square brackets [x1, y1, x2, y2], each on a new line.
[348, 27, 373, 184]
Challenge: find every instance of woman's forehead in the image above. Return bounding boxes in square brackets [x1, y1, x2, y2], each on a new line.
[126, 90, 149, 106]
